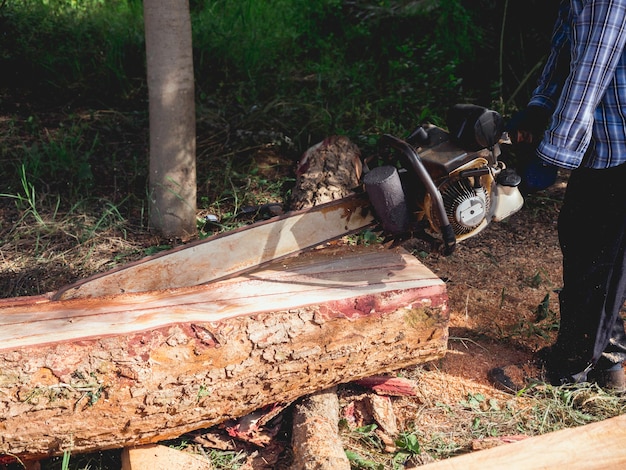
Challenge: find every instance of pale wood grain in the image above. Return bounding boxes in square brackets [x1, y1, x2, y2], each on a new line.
[421, 414, 626, 470]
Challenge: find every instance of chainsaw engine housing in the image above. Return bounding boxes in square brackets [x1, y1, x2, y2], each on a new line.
[370, 120, 523, 250]
[417, 126, 522, 241]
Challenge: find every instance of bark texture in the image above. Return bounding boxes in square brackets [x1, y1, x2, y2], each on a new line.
[290, 136, 363, 210]
[290, 387, 350, 470]
[0, 246, 447, 458]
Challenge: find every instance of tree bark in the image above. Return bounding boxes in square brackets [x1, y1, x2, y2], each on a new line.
[144, 0, 197, 238]
[290, 387, 350, 470]
[290, 136, 362, 210]
[0, 246, 447, 458]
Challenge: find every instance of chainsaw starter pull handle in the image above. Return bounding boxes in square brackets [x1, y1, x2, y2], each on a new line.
[381, 134, 457, 255]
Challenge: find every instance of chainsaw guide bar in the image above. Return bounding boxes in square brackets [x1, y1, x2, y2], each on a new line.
[53, 194, 376, 300]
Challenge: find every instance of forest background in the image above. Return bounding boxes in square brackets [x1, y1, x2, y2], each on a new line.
[0, 0, 560, 299]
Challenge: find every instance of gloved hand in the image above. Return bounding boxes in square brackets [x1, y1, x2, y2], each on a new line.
[523, 156, 558, 193]
[505, 105, 552, 145]
[505, 106, 557, 193]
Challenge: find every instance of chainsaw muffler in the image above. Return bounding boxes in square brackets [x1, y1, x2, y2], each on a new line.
[363, 165, 411, 236]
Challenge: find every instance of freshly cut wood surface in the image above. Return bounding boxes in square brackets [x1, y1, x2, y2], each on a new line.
[53, 194, 375, 300]
[1, 245, 440, 350]
[0, 245, 447, 458]
[420, 414, 626, 470]
[121, 444, 213, 470]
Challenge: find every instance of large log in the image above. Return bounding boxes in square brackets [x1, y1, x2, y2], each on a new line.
[0, 245, 447, 458]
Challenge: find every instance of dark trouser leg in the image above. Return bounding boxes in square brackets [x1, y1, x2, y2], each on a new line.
[553, 163, 626, 379]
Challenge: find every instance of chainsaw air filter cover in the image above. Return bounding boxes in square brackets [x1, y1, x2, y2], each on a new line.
[440, 177, 491, 237]
[422, 158, 495, 241]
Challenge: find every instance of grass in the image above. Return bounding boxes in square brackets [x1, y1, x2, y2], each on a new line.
[336, 373, 626, 469]
[0, 182, 142, 297]
[0, 109, 152, 297]
[203, 449, 247, 469]
[26, 451, 122, 470]
[197, 154, 295, 236]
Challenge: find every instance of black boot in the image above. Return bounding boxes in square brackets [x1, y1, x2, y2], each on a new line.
[588, 364, 625, 393]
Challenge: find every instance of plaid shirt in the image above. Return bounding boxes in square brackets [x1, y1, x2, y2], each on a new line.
[529, 0, 626, 169]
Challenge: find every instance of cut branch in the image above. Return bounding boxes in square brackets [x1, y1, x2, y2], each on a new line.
[290, 387, 350, 470]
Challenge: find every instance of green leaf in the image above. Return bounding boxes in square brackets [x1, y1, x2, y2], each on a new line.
[535, 292, 551, 321]
[396, 431, 421, 454]
[345, 450, 383, 469]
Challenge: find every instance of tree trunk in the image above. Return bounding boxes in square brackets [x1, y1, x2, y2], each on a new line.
[290, 136, 362, 211]
[0, 246, 447, 459]
[144, 0, 197, 238]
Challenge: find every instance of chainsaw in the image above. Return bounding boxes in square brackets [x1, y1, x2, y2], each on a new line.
[364, 103, 524, 255]
[54, 104, 524, 301]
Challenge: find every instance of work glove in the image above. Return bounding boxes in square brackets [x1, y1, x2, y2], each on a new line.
[505, 105, 552, 145]
[505, 106, 557, 193]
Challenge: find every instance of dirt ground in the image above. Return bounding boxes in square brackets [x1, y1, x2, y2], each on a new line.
[333, 170, 569, 466]
[409, 169, 567, 389]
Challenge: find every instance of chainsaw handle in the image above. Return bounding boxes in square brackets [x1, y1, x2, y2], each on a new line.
[381, 134, 457, 255]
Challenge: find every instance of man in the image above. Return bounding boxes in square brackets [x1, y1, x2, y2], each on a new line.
[499, 0, 626, 390]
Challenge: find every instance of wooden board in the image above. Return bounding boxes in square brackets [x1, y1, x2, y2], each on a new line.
[121, 445, 213, 470]
[0, 245, 448, 458]
[53, 194, 375, 300]
[420, 414, 626, 470]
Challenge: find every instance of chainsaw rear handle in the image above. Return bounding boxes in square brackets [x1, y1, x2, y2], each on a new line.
[381, 134, 457, 255]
